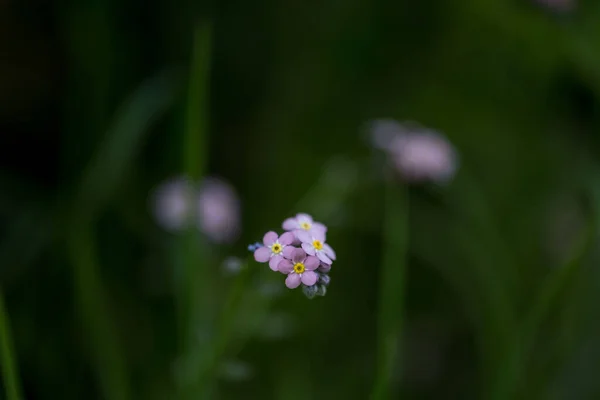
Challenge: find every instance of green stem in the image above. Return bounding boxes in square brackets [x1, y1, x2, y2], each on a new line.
[0, 291, 23, 400]
[185, 22, 212, 181]
[68, 224, 131, 400]
[194, 260, 254, 397]
[176, 20, 213, 399]
[180, 21, 212, 343]
[371, 181, 409, 399]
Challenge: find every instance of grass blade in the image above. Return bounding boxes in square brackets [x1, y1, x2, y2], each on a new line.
[0, 291, 22, 400]
[371, 181, 409, 399]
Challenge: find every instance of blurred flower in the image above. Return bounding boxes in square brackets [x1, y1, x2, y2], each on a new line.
[369, 119, 410, 151]
[253, 231, 295, 271]
[282, 213, 327, 235]
[315, 285, 327, 297]
[278, 248, 320, 289]
[296, 229, 336, 264]
[151, 176, 195, 232]
[197, 178, 240, 243]
[151, 175, 241, 243]
[318, 273, 330, 286]
[247, 242, 263, 252]
[221, 256, 244, 275]
[302, 284, 319, 299]
[369, 119, 458, 184]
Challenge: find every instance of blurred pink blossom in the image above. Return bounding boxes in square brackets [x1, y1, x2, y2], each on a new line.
[152, 176, 240, 243]
[370, 119, 458, 184]
[196, 178, 241, 243]
[152, 177, 195, 232]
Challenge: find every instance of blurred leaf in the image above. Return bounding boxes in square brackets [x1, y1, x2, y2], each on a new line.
[74, 68, 181, 220]
[67, 226, 131, 400]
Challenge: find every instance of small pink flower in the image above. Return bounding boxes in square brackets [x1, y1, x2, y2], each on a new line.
[296, 229, 336, 265]
[254, 231, 295, 271]
[282, 213, 327, 235]
[277, 248, 320, 289]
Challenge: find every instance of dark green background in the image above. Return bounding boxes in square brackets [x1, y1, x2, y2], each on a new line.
[2, 0, 600, 399]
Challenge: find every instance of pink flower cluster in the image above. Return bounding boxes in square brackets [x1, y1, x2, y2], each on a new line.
[251, 213, 335, 298]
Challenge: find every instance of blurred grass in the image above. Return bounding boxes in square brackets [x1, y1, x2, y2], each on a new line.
[176, 21, 213, 400]
[4, 0, 600, 399]
[0, 291, 22, 400]
[371, 181, 408, 399]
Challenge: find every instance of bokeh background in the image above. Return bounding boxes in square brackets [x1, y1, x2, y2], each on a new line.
[3, 0, 600, 399]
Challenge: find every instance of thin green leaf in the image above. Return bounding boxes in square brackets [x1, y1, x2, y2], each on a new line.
[0, 290, 23, 400]
[371, 181, 408, 399]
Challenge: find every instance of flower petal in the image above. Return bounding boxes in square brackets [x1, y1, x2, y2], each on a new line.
[311, 222, 327, 234]
[296, 213, 313, 223]
[301, 271, 318, 286]
[282, 218, 297, 231]
[318, 263, 331, 273]
[323, 243, 336, 260]
[304, 256, 320, 271]
[282, 246, 296, 259]
[296, 230, 312, 243]
[254, 247, 271, 263]
[269, 255, 282, 271]
[285, 273, 301, 289]
[312, 229, 325, 242]
[301, 243, 316, 256]
[279, 232, 295, 245]
[316, 251, 332, 264]
[278, 259, 294, 274]
[292, 248, 307, 264]
[263, 231, 277, 246]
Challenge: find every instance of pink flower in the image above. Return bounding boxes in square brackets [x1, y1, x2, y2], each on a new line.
[151, 177, 195, 232]
[282, 213, 327, 235]
[296, 229, 336, 264]
[197, 178, 241, 243]
[277, 248, 320, 289]
[253, 231, 295, 271]
[369, 119, 458, 184]
[151, 175, 241, 243]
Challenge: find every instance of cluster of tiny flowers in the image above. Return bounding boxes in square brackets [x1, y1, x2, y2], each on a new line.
[250, 213, 336, 299]
[369, 119, 458, 184]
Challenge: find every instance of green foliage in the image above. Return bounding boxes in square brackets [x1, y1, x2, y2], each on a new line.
[2, 1, 600, 399]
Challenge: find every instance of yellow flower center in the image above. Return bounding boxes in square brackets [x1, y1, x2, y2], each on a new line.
[312, 240, 323, 250]
[271, 243, 282, 254]
[300, 222, 311, 230]
[293, 263, 305, 274]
